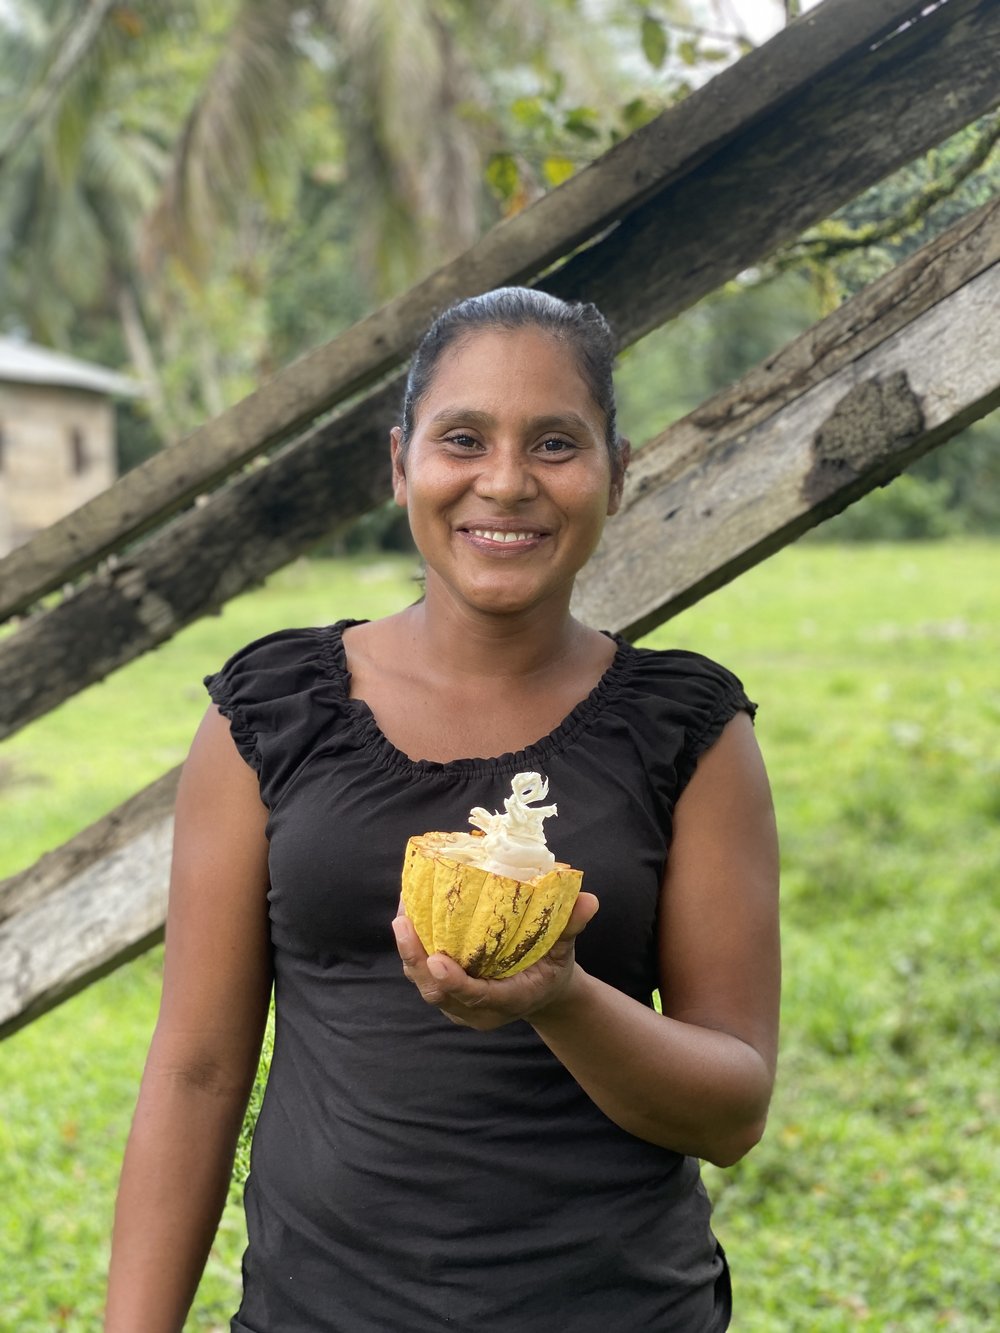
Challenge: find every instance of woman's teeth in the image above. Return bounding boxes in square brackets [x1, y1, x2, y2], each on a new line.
[468, 530, 540, 543]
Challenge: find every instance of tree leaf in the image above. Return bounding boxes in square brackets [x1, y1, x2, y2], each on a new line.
[511, 96, 550, 133]
[623, 96, 660, 132]
[641, 14, 668, 70]
[564, 106, 600, 140]
[678, 38, 698, 66]
[542, 154, 576, 187]
[485, 151, 520, 203]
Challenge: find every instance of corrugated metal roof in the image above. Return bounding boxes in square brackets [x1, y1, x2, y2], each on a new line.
[0, 337, 144, 397]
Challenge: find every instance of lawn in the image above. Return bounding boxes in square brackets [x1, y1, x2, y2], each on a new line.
[1, 541, 998, 1331]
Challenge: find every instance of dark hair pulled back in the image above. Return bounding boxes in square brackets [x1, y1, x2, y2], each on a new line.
[400, 287, 622, 461]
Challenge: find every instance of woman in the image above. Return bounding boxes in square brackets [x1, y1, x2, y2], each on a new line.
[106, 288, 780, 1331]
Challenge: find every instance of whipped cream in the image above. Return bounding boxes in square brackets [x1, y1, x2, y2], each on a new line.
[444, 772, 558, 881]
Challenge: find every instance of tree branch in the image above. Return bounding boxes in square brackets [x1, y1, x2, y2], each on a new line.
[777, 112, 1000, 265]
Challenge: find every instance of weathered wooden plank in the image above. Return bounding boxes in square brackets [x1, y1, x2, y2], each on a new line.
[0, 0, 982, 621]
[0, 767, 180, 923]
[0, 817, 173, 1039]
[547, 0, 1000, 348]
[3, 217, 998, 1039]
[0, 769, 179, 1036]
[573, 265, 1000, 635]
[0, 379, 403, 736]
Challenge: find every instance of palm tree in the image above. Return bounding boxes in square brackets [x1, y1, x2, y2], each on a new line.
[0, 0, 176, 432]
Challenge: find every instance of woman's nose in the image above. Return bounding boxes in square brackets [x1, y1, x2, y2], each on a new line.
[473, 446, 539, 505]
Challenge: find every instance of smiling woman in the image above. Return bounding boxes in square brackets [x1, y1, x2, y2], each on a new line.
[388, 319, 626, 629]
[106, 288, 779, 1333]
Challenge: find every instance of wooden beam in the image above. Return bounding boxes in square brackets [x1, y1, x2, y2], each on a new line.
[2, 202, 998, 1040]
[0, 771, 178, 1038]
[573, 267, 1000, 635]
[0, 0, 987, 622]
[546, 0, 1000, 350]
[3, 1, 999, 740]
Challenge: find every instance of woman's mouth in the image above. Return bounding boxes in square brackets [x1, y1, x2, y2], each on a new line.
[466, 528, 544, 544]
[457, 525, 549, 552]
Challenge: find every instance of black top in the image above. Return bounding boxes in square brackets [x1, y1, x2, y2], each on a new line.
[204, 620, 756, 1333]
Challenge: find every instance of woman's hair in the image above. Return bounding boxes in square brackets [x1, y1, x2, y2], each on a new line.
[400, 287, 622, 461]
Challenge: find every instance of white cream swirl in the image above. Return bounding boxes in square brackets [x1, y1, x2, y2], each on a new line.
[444, 772, 558, 881]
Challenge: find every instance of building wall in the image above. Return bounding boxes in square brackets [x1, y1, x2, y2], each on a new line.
[0, 384, 117, 555]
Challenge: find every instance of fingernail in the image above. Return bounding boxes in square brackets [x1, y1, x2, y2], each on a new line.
[427, 956, 448, 980]
[391, 917, 406, 941]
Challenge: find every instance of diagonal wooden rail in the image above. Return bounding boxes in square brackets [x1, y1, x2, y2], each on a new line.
[0, 0, 994, 623]
[2, 198, 997, 1040]
[2, 0, 999, 739]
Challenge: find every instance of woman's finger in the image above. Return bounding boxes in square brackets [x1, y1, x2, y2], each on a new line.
[561, 891, 599, 940]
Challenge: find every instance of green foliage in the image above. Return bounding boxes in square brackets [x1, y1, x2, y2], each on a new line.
[640, 13, 669, 70]
[811, 473, 961, 543]
[231, 1009, 273, 1194]
[1, 542, 999, 1328]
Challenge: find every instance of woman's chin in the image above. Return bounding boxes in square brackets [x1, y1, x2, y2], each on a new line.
[443, 575, 568, 619]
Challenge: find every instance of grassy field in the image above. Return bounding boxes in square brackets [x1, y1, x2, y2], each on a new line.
[1, 541, 998, 1331]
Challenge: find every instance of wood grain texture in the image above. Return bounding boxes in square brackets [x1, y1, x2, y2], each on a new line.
[0, 815, 173, 1039]
[0, 0, 987, 621]
[572, 264, 1000, 635]
[546, 0, 1000, 348]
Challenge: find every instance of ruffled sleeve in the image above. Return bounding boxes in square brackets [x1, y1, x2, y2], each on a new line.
[670, 650, 757, 793]
[611, 645, 757, 829]
[203, 626, 340, 811]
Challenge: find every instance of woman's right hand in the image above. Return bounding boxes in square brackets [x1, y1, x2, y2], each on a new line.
[391, 891, 600, 1031]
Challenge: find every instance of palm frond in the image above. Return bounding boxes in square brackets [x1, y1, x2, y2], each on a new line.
[0, 0, 117, 178]
[328, 0, 482, 294]
[147, 0, 303, 276]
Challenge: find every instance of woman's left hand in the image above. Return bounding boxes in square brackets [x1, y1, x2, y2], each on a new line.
[391, 893, 599, 1030]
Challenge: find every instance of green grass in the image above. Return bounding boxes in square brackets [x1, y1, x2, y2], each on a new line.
[1, 542, 998, 1330]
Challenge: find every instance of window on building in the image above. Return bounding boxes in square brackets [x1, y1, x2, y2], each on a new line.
[69, 426, 88, 474]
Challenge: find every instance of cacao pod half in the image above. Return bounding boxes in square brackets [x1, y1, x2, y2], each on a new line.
[401, 831, 583, 979]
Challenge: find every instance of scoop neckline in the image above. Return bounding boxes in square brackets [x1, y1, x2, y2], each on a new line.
[319, 618, 635, 778]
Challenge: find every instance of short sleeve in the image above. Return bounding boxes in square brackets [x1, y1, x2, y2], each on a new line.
[612, 644, 757, 822]
[203, 626, 339, 810]
[672, 653, 757, 795]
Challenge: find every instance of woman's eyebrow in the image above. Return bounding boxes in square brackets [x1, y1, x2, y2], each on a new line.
[428, 407, 495, 429]
[428, 408, 596, 435]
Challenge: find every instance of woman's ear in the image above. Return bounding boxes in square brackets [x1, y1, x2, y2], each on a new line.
[390, 427, 407, 507]
[607, 438, 631, 516]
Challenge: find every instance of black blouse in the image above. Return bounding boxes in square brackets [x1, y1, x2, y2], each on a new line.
[205, 620, 755, 1332]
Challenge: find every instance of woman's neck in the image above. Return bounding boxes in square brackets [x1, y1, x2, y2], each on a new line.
[397, 587, 590, 684]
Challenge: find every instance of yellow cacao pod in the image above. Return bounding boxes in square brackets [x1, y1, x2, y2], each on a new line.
[401, 831, 583, 978]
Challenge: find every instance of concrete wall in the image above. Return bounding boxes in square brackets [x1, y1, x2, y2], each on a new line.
[0, 384, 117, 555]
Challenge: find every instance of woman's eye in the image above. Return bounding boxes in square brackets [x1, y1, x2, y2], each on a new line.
[445, 434, 481, 450]
[538, 437, 576, 455]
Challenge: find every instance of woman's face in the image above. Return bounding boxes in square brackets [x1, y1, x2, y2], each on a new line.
[391, 326, 625, 619]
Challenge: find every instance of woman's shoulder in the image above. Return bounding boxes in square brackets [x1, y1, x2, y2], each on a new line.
[610, 637, 758, 795]
[204, 620, 361, 704]
[622, 640, 756, 717]
[201, 621, 362, 797]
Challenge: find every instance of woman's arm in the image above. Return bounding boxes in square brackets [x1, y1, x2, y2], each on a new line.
[105, 707, 272, 1333]
[392, 712, 780, 1167]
